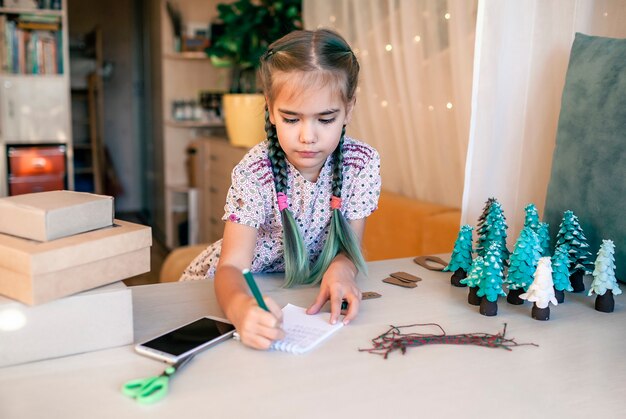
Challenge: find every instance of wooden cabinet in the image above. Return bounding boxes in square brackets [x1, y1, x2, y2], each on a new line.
[191, 136, 247, 243]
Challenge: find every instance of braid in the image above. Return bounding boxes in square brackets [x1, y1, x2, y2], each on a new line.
[265, 108, 310, 286]
[331, 126, 346, 197]
[309, 128, 367, 284]
[265, 109, 288, 193]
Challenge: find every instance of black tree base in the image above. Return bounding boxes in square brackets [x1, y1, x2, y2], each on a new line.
[507, 288, 525, 305]
[479, 299, 498, 316]
[451, 268, 467, 287]
[468, 286, 481, 306]
[595, 292, 615, 313]
[532, 304, 550, 321]
[569, 270, 585, 293]
[554, 288, 565, 304]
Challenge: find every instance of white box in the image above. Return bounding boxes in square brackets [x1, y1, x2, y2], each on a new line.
[0, 282, 133, 368]
[0, 190, 114, 242]
[0, 219, 151, 305]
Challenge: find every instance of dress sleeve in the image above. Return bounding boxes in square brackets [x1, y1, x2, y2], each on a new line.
[342, 147, 381, 220]
[221, 163, 266, 229]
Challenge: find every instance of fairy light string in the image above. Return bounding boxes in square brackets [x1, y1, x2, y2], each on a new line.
[359, 323, 537, 359]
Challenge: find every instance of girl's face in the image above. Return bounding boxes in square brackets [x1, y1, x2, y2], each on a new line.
[268, 82, 353, 182]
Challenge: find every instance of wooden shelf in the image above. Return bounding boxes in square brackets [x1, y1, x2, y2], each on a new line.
[165, 120, 224, 129]
[0, 7, 63, 16]
[163, 52, 211, 61]
[0, 73, 65, 78]
[74, 167, 94, 174]
[167, 184, 195, 193]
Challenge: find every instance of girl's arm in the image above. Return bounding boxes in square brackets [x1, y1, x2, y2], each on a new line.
[214, 221, 285, 350]
[306, 218, 366, 325]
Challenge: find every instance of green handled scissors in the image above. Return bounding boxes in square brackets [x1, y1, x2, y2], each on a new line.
[122, 354, 195, 404]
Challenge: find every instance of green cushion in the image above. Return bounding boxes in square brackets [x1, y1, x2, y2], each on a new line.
[544, 33, 626, 281]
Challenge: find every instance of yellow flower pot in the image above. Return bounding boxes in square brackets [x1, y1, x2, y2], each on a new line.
[222, 93, 267, 148]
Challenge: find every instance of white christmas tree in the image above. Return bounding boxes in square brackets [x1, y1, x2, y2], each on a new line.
[589, 240, 622, 297]
[520, 257, 558, 309]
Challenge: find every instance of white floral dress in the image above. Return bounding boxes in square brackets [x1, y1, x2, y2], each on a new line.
[180, 136, 381, 281]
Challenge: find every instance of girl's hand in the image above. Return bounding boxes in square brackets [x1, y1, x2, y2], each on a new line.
[306, 256, 361, 325]
[231, 295, 285, 350]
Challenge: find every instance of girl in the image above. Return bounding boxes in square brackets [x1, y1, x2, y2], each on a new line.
[181, 29, 381, 350]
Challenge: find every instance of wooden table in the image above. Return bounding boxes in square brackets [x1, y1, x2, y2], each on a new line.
[1, 257, 625, 418]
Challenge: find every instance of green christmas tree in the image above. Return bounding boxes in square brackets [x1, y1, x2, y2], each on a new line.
[555, 210, 593, 292]
[506, 227, 542, 292]
[523, 203, 540, 232]
[444, 225, 473, 286]
[460, 255, 485, 288]
[537, 222, 551, 257]
[476, 242, 506, 302]
[476, 201, 509, 262]
[555, 210, 593, 274]
[461, 255, 485, 306]
[444, 225, 474, 273]
[552, 244, 573, 292]
[589, 240, 622, 297]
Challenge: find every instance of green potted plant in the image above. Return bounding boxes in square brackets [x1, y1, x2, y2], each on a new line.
[208, 0, 302, 147]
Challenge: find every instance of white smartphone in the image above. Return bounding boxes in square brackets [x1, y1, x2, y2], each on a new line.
[135, 316, 236, 363]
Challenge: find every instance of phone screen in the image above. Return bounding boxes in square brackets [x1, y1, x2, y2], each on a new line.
[140, 317, 235, 356]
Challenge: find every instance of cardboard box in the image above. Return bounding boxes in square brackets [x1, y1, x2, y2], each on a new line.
[0, 220, 151, 305]
[0, 282, 133, 368]
[0, 190, 114, 242]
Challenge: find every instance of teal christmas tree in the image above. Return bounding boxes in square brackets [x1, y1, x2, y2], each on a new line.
[476, 242, 506, 316]
[520, 257, 558, 321]
[523, 203, 540, 232]
[476, 200, 510, 263]
[444, 225, 474, 287]
[555, 210, 593, 292]
[537, 222, 551, 257]
[505, 227, 541, 305]
[589, 240, 622, 313]
[461, 255, 485, 306]
[551, 244, 573, 303]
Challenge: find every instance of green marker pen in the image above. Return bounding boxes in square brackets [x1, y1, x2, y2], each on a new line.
[242, 269, 269, 311]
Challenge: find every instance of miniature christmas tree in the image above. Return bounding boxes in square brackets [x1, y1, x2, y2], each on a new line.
[537, 222, 551, 257]
[520, 257, 558, 321]
[461, 255, 485, 306]
[523, 203, 540, 232]
[551, 244, 572, 303]
[505, 227, 541, 305]
[555, 210, 593, 292]
[476, 242, 506, 316]
[476, 200, 510, 263]
[476, 197, 497, 232]
[444, 225, 474, 287]
[589, 240, 622, 313]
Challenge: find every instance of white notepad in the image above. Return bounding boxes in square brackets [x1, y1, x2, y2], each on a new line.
[271, 304, 344, 354]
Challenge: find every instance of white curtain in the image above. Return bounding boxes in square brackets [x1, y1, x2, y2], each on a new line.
[462, 0, 626, 244]
[303, 0, 477, 208]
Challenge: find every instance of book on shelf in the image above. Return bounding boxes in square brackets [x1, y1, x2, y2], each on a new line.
[0, 12, 61, 74]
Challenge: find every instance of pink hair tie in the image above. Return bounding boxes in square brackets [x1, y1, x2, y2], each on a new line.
[330, 196, 342, 210]
[277, 192, 288, 211]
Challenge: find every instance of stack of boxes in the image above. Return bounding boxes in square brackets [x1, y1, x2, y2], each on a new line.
[0, 190, 152, 367]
